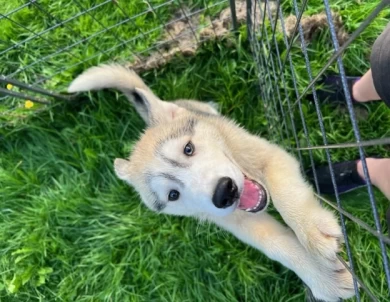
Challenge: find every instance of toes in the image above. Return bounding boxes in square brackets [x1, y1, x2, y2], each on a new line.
[334, 268, 347, 274]
[315, 209, 342, 236]
[306, 211, 345, 259]
[317, 222, 342, 241]
[335, 237, 345, 251]
[309, 236, 339, 261]
[309, 255, 357, 301]
[337, 235, 345, 244]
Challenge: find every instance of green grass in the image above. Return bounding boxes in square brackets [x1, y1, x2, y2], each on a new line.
[1, 0, 390, 301]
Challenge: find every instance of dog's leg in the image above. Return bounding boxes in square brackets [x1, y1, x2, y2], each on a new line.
[261, 144, 344, 263]
[212, 212, 355, 302]
[221, 125, 344, 262]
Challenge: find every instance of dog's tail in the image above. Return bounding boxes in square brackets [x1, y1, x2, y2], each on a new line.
[67, 63, 172, 125]
[67, 63, 152, 94]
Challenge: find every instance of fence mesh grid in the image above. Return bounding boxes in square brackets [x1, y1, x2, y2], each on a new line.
[1, 0, 390, 300]
[0, 0, 231, 116]
[246, 0, 390, 300]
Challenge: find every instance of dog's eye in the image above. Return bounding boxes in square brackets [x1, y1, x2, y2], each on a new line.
[184, 142, 194, 156]
[168, 190, 180, 201]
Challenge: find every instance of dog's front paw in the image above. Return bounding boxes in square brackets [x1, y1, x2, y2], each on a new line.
[296, 206, 343, 261]
[307, 259, 356, 302]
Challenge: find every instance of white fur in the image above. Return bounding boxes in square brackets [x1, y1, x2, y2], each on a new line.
[69, 64, 356, 301]
[68, 64, 151, 93]
[150, 132, 244, 217]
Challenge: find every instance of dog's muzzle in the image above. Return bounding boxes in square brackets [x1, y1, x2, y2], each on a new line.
[212, 177, 239, 208]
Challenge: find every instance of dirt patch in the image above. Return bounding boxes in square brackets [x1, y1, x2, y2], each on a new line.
[284, 11, 349, 46]
[127, 0, 277, 72]
[127, 2, 349, 72]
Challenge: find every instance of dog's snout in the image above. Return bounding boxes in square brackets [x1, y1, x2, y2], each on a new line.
[212, 177, 238, 208]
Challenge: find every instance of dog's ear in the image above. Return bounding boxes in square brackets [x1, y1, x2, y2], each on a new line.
[129, 88, 183, 126]
[114, 158, 134, 184]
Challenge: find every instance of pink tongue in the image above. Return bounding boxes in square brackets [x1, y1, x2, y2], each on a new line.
[239, 179, 260, 210]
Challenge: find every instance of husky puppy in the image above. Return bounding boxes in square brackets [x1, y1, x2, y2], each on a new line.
[68, 64, 355, 301]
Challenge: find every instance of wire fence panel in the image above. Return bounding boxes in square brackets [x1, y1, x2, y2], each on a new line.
[2, 0, 390, 300]
[0, 0, 230, 124]
[245, 0, 390, 300]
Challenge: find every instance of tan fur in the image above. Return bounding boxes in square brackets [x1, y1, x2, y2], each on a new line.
[68, 64, 356, 301]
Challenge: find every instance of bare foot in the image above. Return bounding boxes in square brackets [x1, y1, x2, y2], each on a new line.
[357, 158, 390, 200]
[352, 69, 381, 103]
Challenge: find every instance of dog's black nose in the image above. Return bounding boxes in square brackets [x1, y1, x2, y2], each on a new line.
[212, 177, 238, 208]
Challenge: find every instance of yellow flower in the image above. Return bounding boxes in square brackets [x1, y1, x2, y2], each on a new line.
[24, 100, 34, 109]
[6, 84, 13, 90]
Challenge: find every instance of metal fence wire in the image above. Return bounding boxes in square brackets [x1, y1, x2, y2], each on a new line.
[0, 0, 232, 120]
[245, 0, 390, 301]
[1, 0, 390, 301]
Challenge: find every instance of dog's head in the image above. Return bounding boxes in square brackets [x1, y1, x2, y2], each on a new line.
[115, 89, 269, 217]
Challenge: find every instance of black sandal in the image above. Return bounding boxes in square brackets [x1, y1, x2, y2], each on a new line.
[307, 75, 361, 105]
[306, 160, 366, 195]
[306, 160, 390, 236]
